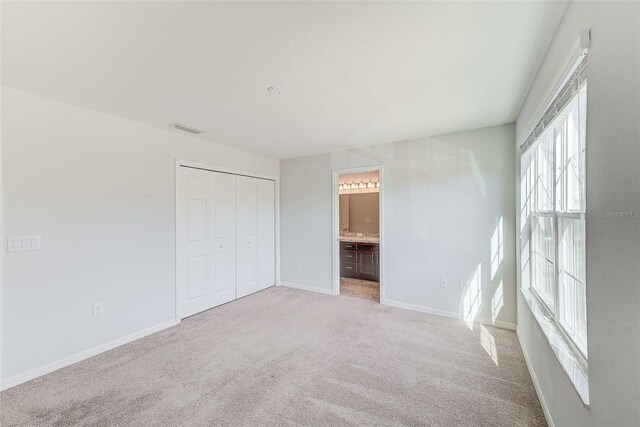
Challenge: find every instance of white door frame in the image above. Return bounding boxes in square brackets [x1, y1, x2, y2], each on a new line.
[331, 165, 385, 304]
[175, 159, 280, 323]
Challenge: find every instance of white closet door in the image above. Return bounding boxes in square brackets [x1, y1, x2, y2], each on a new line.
[209, 172, 237, 307]
[177, 168, 236, 318]
[235, 176, 259, 298]
[257, 179, 275, 290]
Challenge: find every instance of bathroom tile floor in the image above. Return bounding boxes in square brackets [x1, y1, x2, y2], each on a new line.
[340, 277, 380, 303]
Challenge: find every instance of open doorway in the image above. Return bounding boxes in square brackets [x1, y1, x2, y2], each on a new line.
[332, 167, 382, 303]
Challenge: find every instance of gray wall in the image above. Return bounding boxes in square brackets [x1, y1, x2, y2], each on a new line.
[515, 2, 640, 426]
[281, 124, 516, 327]
[1, 88, 279, 386]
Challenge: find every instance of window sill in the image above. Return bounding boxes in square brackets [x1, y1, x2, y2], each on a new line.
[520, 288, 590, 406]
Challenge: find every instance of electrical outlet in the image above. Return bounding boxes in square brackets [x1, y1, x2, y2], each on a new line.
[93, 302, 105, 317]
[459, 280, 466, 291]
[440, 278, 447, 288]
[295, 260, 301, 269]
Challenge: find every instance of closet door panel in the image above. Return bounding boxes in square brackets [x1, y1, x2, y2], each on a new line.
[186, 255, 207, 300]
[177, 168, 212, 317]
[257, 179, 275, 290]
[210, 173, 236, 306]
[236, 176, 258, 298]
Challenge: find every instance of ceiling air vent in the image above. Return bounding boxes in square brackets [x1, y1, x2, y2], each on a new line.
[170, 122, 204, 135]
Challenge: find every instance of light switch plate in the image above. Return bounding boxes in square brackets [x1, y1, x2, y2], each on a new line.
[7, 236, 41, 252]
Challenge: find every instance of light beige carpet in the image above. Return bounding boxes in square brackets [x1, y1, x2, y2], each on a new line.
[0, 287, 546, 426]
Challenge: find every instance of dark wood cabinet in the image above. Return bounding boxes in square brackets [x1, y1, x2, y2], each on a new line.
[340, 242, 379, 281]
[358, 251, 377, 280]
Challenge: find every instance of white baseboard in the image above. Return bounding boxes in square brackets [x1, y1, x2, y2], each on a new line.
[279, 281, 334, 295]
[516, 326, 555, 427]
[383, 299, 516, 331]
[0, 319, 178, 391]
[384, 299, 459, 319]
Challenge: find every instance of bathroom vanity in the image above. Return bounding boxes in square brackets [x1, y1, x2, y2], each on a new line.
[340, 240, 380, 282]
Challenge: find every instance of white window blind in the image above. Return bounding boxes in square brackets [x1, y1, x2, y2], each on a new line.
[521, 52, 588, 154]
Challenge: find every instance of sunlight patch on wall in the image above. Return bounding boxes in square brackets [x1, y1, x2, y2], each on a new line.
[462, 262, 482, 329]
[491, 217, 504, 280]
[491, 280, 504, 324]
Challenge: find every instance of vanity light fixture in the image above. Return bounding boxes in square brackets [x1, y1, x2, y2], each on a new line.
[339, 178, 380, 192]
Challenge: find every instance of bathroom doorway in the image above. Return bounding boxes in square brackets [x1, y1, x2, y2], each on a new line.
[332, 167, 383, 303]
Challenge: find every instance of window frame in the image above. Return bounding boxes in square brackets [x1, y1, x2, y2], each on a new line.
[524, 79, 588, 371]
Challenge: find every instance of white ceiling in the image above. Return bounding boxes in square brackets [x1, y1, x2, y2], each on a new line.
[2, 1, 567, 159]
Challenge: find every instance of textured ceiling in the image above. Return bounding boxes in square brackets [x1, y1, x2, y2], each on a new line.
[2, 1, 567, 159]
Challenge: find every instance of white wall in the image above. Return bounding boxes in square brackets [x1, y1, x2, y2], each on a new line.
[515, 2, 640, 426]
[0, 88, 279, 387]
[281, 124, 516, 327]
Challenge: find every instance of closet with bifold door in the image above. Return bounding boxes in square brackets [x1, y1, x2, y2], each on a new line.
[176, 165, 275, 319]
